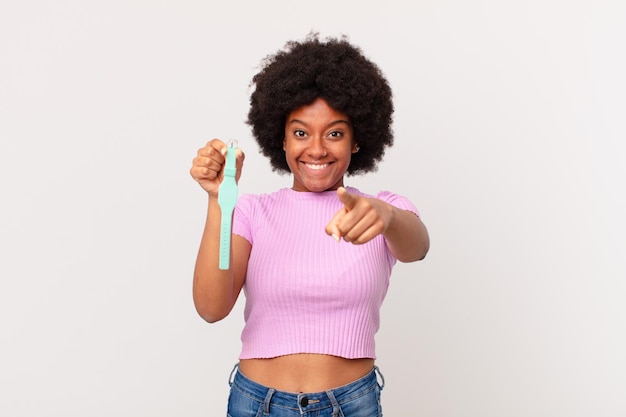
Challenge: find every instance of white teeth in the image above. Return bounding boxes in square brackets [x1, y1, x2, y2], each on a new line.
[305, 163, 328, 170]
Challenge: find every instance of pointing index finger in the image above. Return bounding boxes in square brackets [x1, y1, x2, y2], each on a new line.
[337, 187, 358, 210]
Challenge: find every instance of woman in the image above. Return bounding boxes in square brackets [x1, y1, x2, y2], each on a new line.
[190, 33, 429, 417]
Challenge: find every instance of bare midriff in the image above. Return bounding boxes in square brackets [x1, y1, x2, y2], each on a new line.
[238, 354, 375, 393]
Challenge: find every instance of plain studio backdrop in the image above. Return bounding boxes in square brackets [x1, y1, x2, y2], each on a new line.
[1, 1, 624, 416]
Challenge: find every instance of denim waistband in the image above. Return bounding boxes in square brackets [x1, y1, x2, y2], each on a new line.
[228, 363, 384, 412]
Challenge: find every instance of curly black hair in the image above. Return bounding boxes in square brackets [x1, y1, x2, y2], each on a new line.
[246, 33, 394, 176]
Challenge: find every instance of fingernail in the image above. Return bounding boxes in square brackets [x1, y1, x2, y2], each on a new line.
[332, 233, 340, 242]
[221, 147, 227, 155]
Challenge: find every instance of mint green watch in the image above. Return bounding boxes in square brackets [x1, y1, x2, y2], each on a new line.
[217, 140, 238, 270]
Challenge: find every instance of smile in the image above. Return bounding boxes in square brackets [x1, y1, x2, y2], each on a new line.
[304, 163, 329, 171]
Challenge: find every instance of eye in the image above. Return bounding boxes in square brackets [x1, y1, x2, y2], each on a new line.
[327, 130, 344, 140]
[293, 129, 307, 138]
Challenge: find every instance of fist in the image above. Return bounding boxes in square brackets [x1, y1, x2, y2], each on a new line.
[190, 139, 245, 196]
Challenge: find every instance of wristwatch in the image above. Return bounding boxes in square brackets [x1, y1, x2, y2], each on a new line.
[217, 140, 238, 270]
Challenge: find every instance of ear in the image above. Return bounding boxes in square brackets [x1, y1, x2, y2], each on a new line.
[283, 137, 287, 151]
[352, 143, 360, 153]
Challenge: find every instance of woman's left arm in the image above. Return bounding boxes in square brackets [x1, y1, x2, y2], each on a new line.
[383, 205, 429, 262]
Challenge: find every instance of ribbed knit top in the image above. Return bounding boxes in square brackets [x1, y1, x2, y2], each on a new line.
[232, 187, 419, 359]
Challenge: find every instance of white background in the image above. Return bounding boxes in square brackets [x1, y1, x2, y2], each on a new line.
[1, 1, 625, 416]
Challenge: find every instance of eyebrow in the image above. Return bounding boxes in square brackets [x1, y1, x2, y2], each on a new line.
[287, 119, 352, 128]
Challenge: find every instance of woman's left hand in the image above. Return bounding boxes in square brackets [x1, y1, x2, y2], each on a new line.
[325, 187, 393, 244]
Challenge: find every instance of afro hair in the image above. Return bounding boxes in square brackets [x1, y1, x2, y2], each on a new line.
[246, 33, 394, 176]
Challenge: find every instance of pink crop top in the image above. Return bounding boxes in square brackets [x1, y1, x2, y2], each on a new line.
[232, 187, 419, 359]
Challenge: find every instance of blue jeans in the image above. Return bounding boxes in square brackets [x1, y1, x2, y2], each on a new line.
[227, 364, 384, 417]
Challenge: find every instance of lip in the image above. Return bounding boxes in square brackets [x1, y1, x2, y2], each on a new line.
[300, 161, 333, 174]
[303, 162, 330, 171]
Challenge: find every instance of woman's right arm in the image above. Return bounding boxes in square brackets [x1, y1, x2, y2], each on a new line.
[189, 139, 249, 323]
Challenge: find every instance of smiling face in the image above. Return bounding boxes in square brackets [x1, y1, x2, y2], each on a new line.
[283, 98, 358, 192]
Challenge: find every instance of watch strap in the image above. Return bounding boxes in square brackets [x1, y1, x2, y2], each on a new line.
[217, 141, 238, 270]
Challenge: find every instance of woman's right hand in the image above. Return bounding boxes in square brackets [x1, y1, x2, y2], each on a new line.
[190, 139, 245, 196]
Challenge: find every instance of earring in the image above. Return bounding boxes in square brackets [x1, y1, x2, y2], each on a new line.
[354, 145, 360, 152]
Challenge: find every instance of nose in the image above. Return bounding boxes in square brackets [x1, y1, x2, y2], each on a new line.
[308, 137, 326, 159]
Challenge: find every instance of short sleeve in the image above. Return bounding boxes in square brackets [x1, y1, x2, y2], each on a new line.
[233, 193, 254, 244]
[376, 191, 420, 217]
